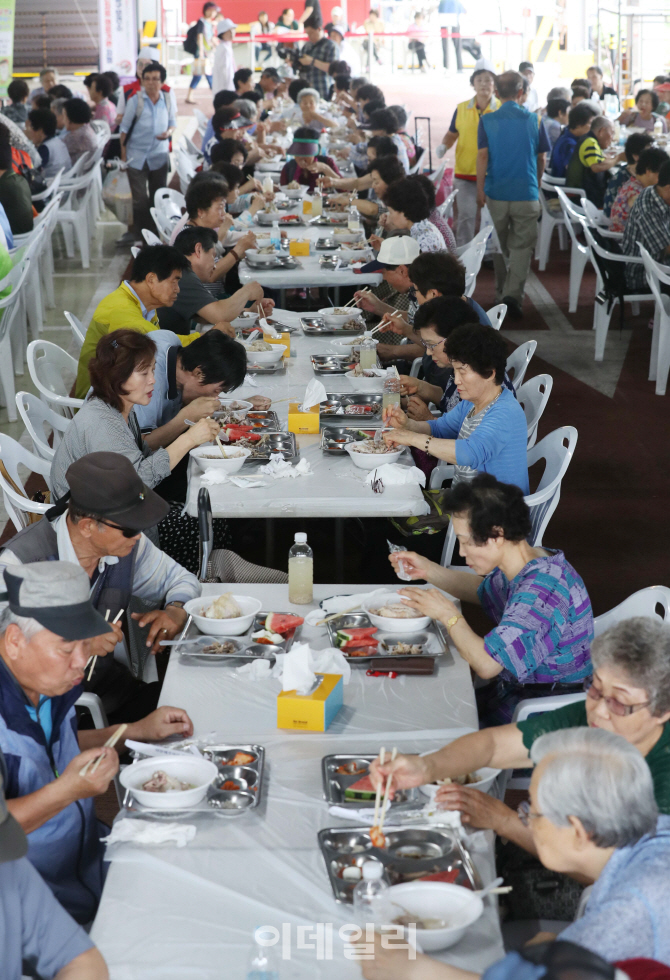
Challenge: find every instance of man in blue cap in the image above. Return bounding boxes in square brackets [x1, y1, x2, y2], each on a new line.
[0, 560, 193, 923]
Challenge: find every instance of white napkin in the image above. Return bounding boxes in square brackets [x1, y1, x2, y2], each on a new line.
[329, 800, 390, 822]
[243, 373, 261, 387]
[235, 658, 273, 680]
[303, 588, 387, 627]
[259, 316, 280, 338]
[258, 454, 313, 480]
[310, 646, 351, 684]
[280, 642, 316, 694]
[101, 818, 196, 848]
[229, 476, 269, 488]
[363, 464, 426, 487]
[199, 470, 268, 488]
[422, 805, 463, 832]
[300, 379, 327, 412]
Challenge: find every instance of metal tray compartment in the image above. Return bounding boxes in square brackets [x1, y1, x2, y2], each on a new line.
[318, 825, 482, 904]
[246, 361, 286, 375]
[301, 316, 365, 336]
[315, 237, 339, 250]
[243, 432, 298, 463]
[321, 427, 377, 454]
[240, 410, 281, 430]
[256, 211, 304, 226]
[320, 393, 383, 424]
[322, 754, 424, 810]
[245, 254, 301, 270]
[311, 354, 356, 375]
[311, 214, 348, 226]
[325, 612, 446, 661]
[182, 611, 301, 659]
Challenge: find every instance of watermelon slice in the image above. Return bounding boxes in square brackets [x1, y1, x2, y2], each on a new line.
[335, 627, 377, 648]
[223, 426, 262, 442]
[419, 868, 461, 885]
[264, 613, 304, 634]
[344, 774, 376, 800]
[340, 639, 379, 652]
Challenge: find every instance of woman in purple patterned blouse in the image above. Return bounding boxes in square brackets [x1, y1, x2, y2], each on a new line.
[390, 474, 594, 727]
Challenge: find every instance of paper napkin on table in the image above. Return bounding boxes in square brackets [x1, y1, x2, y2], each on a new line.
[258, 454, 313, 479]
[272, 642, 351, 691]
[329, 800, 391, 822]
[199, 470, 268, 488]
[259, 316, 280, 338]
[235, 658, 273, 680]
[363, 464, 426, 487]
[300, 379, 327, 412]
[101, 819, 196, 847]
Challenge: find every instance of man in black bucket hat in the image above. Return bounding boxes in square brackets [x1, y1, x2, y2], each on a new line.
[0, 560, 193, 923]
[1, 451, 200, 721]
[0, 748, 109, 978]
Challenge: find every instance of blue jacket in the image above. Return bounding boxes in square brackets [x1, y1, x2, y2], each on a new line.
[560, 816, 670, 964]
[428, 386, 529, 493]
[0, 657, 106, 924]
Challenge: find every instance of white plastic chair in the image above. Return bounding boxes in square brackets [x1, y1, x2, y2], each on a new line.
[63, 311, 86, 350]
[60, 153, 89, 184]
[16, 391, 71, 461]
[90, 119, 111, 140]
[536, 175, 571, 270]
[428, 160, 448, 190]
[407, 147, 426, 176]
[460, 229, 493, 299]
[56, 169, 99, 269]
[150, 206, 174, 245]
[0, 434, 52, 530]
[31, 167, 64, 207]
[581, 222, 649, 361]
[177, 150, 197, 194]
[434, 426, 578, 567]
[27, 340, 83, 419]
[505, 691, 588, 790]
[193, 108, 209, 137]
[141, 228, 163, 247]
[581, 197, 612, 228]
[409, 357, 423, 378]
[182, 135, 203, 160]
[516, 374, 553, 449]
[131, 246, 141, 258]
[438, 187, 458, 221]
[505, 339, 537, 390]
[486, 304, 507, 330]
[154, 187, 185, 215]
[0, 256, 31, 421]
[9, 222, 48, 341]
[12, 194, 62, 313]
[554, 188, 592, 313]
[594, 585, 670, 636]
[639, 244, 670, 396]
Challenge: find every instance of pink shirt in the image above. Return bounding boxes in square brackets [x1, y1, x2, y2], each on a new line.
[93, 99, 117, 130]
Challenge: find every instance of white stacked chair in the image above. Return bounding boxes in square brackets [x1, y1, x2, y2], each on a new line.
[516, 373, 553, 449]
[56, 169, 100, 269]
[64, 311, 86, 350]
[535, 174, 574, 270]
[193, 108, 209, 137]
[0, 433, 52, 529]
[9, 222, 49, 340]
[141, 228, 163, 247]
[0, 256, 31, 421]
[639, 244, 670, 396]
[16, 391, 71, 461]
[555, 188, 592, 313]
[27, 340, 83, 419]
[150, 206, 175, 244]
[459, 226, 493, 298]
[486, 304, 507, 330]
[505, 339, 537, 389]
[154, 187, 186, 217]
[438, 187, 458, 221]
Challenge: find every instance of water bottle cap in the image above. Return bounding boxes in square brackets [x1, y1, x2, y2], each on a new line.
[295, 532, 307, 543]
[362, 861, 383, 880]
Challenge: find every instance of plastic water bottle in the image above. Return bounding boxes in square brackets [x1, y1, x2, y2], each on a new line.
[359, 332, 377, 370]
[654, 117, 664, 138]
[353, 862, 392, 929]
[246, 936, 280, 980]
[271, 221, 281, 252]
[348, 201, 361, 232]
[288, 532, 313, 604]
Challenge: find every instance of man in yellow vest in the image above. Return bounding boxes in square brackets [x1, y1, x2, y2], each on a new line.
[436, 65, 498, 246]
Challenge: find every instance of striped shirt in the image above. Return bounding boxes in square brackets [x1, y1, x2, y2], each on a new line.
[478, 549, 594, 685]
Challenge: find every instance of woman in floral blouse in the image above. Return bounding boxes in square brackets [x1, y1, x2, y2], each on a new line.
[382, 176, 445, 252]
[610, 146, 667, 234]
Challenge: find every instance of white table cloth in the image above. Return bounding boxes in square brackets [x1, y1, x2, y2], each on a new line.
[91, 583, 505, 979]
[186, 312, 429, 520]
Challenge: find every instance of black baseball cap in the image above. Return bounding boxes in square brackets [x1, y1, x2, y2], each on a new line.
[1, 562, 113, 642]
[0, 751, 27, 864]
[65, 452, 169, 531]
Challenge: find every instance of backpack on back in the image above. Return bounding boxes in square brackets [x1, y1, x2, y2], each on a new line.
[183, 19, 203, 56]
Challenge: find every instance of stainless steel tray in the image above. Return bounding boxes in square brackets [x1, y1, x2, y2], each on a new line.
[244, 431, 299, 463]
[301, 316, 365, 336]
[311, 214, 348, 226]
[320, 392, 383, 424]
[246, 361, 286, 375]
[245, 255, 301, 270]
[311, 354, 356, 375]
[256, 211, 304, 226]
[315, 237, 339, 250]
[325, 612, 445, 661]
[241, 409, 281, 430]
[321, 426, 378, 454]
[318, 825, 482, 904]
[184, 611, 302, 657]
[213, 413, 278, 431]
[322, 754, 425, 810]
[122, 743, 265, 816]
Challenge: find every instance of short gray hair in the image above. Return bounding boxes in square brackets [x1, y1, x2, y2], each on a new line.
[234, 98, 257, 120]
[592, 617, 670, 715]
[39, 66, 58, 78]
[531, 727, 657, 848]
[0, 606, 43, 641]
[297, 87, 320, 103]
[592, 114, 613, 132]
[51, 98, 67, 115]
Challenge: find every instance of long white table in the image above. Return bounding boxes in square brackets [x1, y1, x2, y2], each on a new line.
[91, 583, 505, 979]
[185, 311, 430, 522]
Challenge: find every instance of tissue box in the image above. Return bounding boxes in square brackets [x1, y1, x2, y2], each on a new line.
[289, 239, 310, 257]
[288, 401, 320, 434]
[277, 673, 343, 731]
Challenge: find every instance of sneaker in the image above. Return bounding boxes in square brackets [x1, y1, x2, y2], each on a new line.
[115, 230, 136, 247]
[502, 295, 523, 319]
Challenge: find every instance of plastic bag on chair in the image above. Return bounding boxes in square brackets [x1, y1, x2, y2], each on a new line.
[103, 167, 133, 226]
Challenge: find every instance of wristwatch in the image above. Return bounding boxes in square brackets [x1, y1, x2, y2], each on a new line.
[446, 614, 463, 632]
[166, 601, 186, 610]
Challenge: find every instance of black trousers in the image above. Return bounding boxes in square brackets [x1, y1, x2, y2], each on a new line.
[126, 160, 168, 236]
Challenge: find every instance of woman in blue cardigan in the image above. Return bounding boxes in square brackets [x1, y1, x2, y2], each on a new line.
[384, 321, 529, 493]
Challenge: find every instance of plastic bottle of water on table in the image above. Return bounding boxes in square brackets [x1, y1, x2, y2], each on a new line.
[353, 861, 393, 929]
[246, 934, 280, 980]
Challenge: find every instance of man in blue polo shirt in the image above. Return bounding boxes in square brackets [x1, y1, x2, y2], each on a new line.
[0, 751, 108, 979]
[476, 70, 550, 319]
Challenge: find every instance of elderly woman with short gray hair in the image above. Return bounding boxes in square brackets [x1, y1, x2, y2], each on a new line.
[371, 616, 670, 856]
[363, 727, 670, 980]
